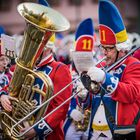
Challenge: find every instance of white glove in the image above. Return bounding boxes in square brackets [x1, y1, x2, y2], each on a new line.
[77, 81, 88, 99]
[70, 109, 84, 121]
[87, 66, 105, 83]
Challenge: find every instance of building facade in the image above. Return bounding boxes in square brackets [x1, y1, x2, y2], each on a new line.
[0, 0, 139, 35]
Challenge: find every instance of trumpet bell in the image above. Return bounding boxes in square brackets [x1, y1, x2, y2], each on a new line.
[17, 2, 70, 32]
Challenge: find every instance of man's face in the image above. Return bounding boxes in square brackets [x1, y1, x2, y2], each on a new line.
[100, 45, 118, 66]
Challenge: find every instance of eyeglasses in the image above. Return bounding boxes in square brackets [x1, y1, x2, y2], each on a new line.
[99, 44, 115, 52]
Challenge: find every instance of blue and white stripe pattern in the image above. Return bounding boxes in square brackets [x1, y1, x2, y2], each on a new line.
[102, 73, 119, 94]
[33, 65, 53, 139]
[34, 120, 53, 140]
[102, 64, 126, 94]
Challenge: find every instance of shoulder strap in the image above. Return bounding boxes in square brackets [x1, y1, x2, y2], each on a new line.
[55, 63, 62, 73]
[101, 89, 115, 135]
[133, 111, 140, 125]
[102, 100, 115, 135]
[52, 62, 62, 81]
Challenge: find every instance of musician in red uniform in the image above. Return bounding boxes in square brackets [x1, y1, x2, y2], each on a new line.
[32, 34, 72, 140]
[0, 34, 72, 140]
[0, 0, 72, 139]
[78, 1, 140, 140]
[64, 18, 95, 140]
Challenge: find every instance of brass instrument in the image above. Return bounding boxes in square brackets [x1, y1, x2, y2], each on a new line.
[0, 2, 70, 140]
[1, 3, 139, 139]
[80, 57, 106, 94]
[24, 45, 139, 135]
[74, 107, 91, 131]
[2, 44, 139, 138]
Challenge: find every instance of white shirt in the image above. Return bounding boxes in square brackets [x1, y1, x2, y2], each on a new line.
[92, 101, 112, 139]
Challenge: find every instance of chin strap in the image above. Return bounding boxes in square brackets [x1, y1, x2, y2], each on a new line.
[36, 52, 43, 66]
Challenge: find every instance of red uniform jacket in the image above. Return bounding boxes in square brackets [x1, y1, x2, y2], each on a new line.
[0, 54, 72, 140]
[34, 54, 72, 140]
[111, 56, 140, 140]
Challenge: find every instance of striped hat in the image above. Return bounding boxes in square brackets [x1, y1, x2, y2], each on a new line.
[72, 18, 95, 73]
[75, 18, 94, 52]
[99, 0, 128, 45]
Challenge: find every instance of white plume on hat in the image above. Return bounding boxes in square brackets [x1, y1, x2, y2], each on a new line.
[116, 39, 133, 52]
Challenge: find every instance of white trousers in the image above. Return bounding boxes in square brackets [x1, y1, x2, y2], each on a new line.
[90, 131, 113, 140]
[65, 123, 88, 140]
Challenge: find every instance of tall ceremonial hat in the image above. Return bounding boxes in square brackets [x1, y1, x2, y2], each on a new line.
[1, 34, 17, 58]
[72, 18, 95, 73]
[0, 27, 21, 58]
[38, 0, 55, 51]
[75, 18, 94, 52]
[99, 0, 128, 45]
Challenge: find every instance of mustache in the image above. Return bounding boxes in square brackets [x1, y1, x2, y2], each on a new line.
[106, 57, 111, 60]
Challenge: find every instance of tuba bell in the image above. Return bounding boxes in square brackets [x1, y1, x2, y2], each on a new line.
[0, 2, 70, 140]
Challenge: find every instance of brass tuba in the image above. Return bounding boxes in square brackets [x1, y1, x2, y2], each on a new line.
[0, 2, 70, 140]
